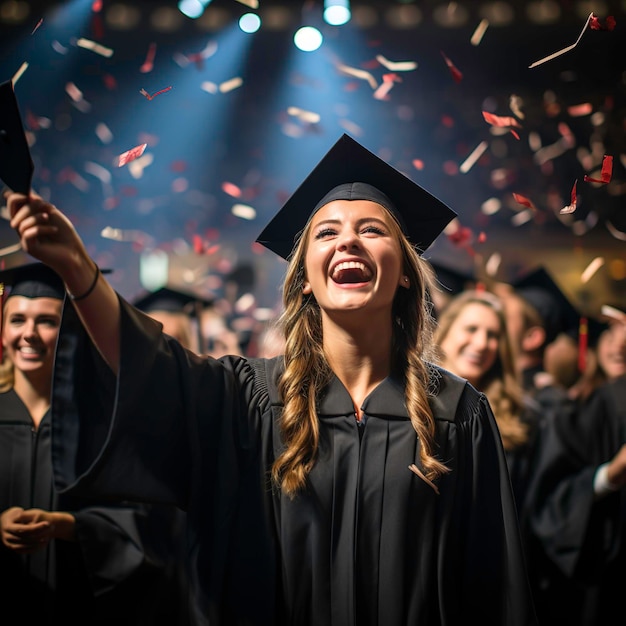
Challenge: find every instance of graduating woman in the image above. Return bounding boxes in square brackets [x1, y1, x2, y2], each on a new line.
[6, 134, 537, 626]
[0, 263, 190, 625]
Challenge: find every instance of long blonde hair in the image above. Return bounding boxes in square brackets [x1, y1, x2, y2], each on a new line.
[434, 290, 528, 450]
[271, 209, 449, 497]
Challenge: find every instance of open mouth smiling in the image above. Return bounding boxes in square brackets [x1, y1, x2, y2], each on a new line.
[331, 261, 373, 284]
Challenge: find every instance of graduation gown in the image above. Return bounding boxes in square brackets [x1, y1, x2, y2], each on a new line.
[50, 297, 538, 626]
[527, 376, 626, 626]
[0, 388, 189, 626]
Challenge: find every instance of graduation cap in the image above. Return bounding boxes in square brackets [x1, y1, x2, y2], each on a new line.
[512, 267, 591, 371]
[513, 267, 579, 345]
[255, 134, 457, 260]
[429, 260, 476, 297]
[0, 79, 34, 194]
[133, 285, 214, 353]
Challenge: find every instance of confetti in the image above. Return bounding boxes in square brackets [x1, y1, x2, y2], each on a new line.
[470, 19, 489, 46]
[12, 62, 28, 84]
[140, 42, 157, 73]
[234, 0, 259, 7]
[482, 111, 522, 129]
[76, 37, 113, 58]
[441, 51, 462, 83]
[65, 82, 84, 103]
[373, 74, 398, 100]
[375, 54, 417, 72]
[286, 107, 320, 124]
[606, 221, 626, 241]
[222, 182, 242, 197]
[101, 226, 156, 248]
[601, 304, 626, 322]
[117, 143, 147, 167]
[128, 153, 154, 178]
[232, 204, 256, 220]
[589, 14, 616, 31]
[51, 41, 69, 55]
[140, 85, 172, 100]
[219, 77, 243, 93]
[459, 141, 488, 174]
[529, 12, 592, 68]
[509, 94, 525, 119]
[31, 18, 43, 35]
[560, 180, 577, 214]
[584, 154, 613, 184]
[336, 63, 378, 90]
[580, 257, 604, 283]
[201, 81, 218, 94]
[0, 243, 22, 257]
[511, 210, 533, 226]
[568, 103, 593, 117]
[485, 252, 501, 277]
[84, 161, 112, 184]
[95, 122, 113, 144]
[512, 193, 537, 210]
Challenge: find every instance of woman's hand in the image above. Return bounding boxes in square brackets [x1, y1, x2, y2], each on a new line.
[6, 190, 90, 275]
[1, 506, 76, 553]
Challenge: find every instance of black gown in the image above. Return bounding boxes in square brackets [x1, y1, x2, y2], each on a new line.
[50, 297, 538, 626]
[527, 376, 626, 626]
[0, 388, 190, 625]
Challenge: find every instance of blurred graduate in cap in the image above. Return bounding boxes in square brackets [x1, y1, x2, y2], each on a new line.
[133, 284, 213, 355]
[0, 262, 190, 625]
[524, 304, 626, 626]
[5, 129, 538, 625]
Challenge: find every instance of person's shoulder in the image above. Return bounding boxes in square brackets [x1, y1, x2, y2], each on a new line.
[428, 363, 481, 423]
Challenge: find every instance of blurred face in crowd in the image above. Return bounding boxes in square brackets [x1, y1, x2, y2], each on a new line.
[438, 301, 501, 388]
[597, 322, 626, 381]
[2, 296, 62, 380]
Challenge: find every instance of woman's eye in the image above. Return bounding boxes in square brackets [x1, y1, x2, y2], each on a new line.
[362, 225, 385, 235]
[314, 228, 336, 239]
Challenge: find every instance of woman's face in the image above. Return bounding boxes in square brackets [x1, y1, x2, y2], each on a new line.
[2, 296, 62, 378]
[303, 199, 406, 318]
[438, 301, 501, 388]
[597, 323, 626, 380]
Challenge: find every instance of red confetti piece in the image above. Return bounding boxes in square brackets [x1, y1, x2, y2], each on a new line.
[482, 111, 522, 128]
[560, 180, 578, 214]
[102, 73, 117, 90]
[512, 193, 536, 210]
[589, 14, 616, 31]
[140, 86, 172, 101]
[583, 154, 613, 184]
[441, 51, 463, 83]
[193, 234, 204, 254]
[222, 182, 242, 198]
[92, 0, 102, 11]
[31, 18, 43, 35]
[140, 42, 157, 73]
[118, 143, 147, 167]
[412, 159, 424, 171]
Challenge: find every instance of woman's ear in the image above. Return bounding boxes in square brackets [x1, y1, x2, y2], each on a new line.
[399, 275, 410, 289]
[303, 281, 312, 295]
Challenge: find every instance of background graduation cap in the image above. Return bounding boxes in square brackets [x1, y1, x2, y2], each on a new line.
[0, 79, 33, 194]
[133, 284, 214, 353]
[256, 133, 457, 260]
[512, 266, 591, 371]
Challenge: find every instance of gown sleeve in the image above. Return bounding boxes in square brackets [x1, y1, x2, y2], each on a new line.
[50, 295, 275, 625]
[528, 381, 625, 579]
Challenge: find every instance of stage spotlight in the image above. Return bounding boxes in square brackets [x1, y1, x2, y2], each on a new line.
[178, 0, 212, 19]
[293, 25, 323, 52]
[239, 12, 261, 34]
[324, 0, 351, 26]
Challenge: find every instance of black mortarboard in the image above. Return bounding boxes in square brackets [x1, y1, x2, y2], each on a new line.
[255, 134, 457, 260]
[133, 285, 214, 353]
[0, 262, 65, 300]
[133, 285, 214, 315]
[512, 267, 581, 347]
[0, 79, 34, 194]
[429, 260, 476, 297]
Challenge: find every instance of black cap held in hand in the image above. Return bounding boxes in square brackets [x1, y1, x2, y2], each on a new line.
[0, 80, 34, 195]
[255, 134, 457, 260]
